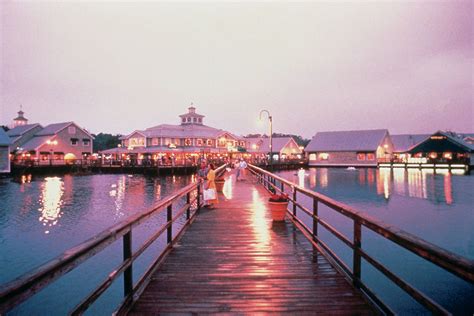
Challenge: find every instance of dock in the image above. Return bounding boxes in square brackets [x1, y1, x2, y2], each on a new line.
[128, 171, 374, 314]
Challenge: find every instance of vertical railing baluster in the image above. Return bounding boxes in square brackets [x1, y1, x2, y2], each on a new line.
[353, 219, 362, 287]
[167, 205, 172, 244]
[123, 230, 133, 297]
[186, 192, 190, 220]
[280, 181, 284, 194]
[197, 183, 201, 210]
[313, 197, 318, 241]
[292, 186, 297, 216]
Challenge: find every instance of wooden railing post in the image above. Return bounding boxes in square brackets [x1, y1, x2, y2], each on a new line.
[186, 192, 191, 220]
[123, 231, 133, 297]
[313, 197, 318, 240]
[197, 183, 201, 210]
[280, 181, 284, 193]
[292, 186, 297, 216]
[353, 219, 362, 287]
[167, 205, 172, 244]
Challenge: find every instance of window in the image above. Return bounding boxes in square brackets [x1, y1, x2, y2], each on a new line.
[187, 117, 191, 122]
[175, 138, 181, 146]
[196, 139, 203, 146]
[182, 118, 186, 123]
[357, 153, 366, 161]
[185, 138, 192, 146]
[68, 126, 76, 134]
[207, 139, 213, 146]
[152, 138, 159, 146]
[198, 118, 202, 123]
[309, 153, 317, 161]
[82, 139, 90, 146]
[367, 153, 375, 160]
[193, 117, 197, 123]
[71, 138, 78, 146]
[319, 153, 329, 160]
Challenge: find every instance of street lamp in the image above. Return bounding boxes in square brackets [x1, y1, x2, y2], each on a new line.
[46, 139, 58, 166]
[259, 110, 273, 167]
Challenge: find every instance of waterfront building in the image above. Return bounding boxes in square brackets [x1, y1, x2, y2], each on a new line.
[6, 123, 43, 152]
[245, 136, 303, 162]
[0, 128, 11, 173]
[407, 131, 474, 166]
[390, 134, 430, 162]
[305, 129, 394, 167]
[101, 106, 247, 165]
[13, 122, 94, 164]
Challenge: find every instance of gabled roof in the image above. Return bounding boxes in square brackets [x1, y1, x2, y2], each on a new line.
[305, 129, 389, 152]
[6, 123, 42, 137]
[0, 128, 11, 146]
[18, 135, 52, 151]
[391, 134, 430, 153]
[35, 122, 74, 136]
[245, 137, 297, 153]
[35, 122, 94, 139]
[121, 124, 242, 140]
[408, 131, 474, 153]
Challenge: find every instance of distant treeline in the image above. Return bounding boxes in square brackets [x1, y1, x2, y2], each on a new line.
[92, 133, 122, 152]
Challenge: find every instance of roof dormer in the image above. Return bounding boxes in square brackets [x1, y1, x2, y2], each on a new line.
[179, 105, 205, 125]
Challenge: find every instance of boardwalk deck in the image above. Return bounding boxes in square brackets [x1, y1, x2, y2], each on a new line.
[129, 171, 376, 314]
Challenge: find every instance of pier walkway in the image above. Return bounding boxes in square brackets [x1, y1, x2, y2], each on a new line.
[128, 171, 374, 314]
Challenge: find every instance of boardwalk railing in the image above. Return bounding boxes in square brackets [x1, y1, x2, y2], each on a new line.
[0, 164, 226, 315]
[248, 164, 474, 315]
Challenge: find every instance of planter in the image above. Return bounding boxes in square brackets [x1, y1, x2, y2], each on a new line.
[215, 180, 225, 193]
[268, 201, 288, 221]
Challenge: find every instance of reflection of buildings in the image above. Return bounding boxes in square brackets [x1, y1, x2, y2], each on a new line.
[306, 129, 394, 167]
[304, 167, 456, 206]
[38, 177, 65, 234]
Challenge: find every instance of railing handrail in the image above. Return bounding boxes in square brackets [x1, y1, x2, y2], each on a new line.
[248, 164, 474, 281]
[0, 163, 227, 314]
[248, 163, 474, 315]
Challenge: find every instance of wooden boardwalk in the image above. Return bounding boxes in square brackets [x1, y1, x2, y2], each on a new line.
[129, 171, 376, 314]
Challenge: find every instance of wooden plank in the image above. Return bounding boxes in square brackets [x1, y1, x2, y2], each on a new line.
[128, 172, 375, 315]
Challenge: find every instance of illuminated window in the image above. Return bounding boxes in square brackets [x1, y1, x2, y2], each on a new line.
[357, 153, 366, 161]
[152, 138, 159, 146]
[429, 152, 437, 159]
[206, 139, 213, 146]
[367, 153, 375, 160]
[309, 154, 316, 161]
[196, 139, 203, 146]
[68, 126, 76, 134]
[164, 138, 171, 145]
[185, 138, 192, 146]
[319, 153, 329, 160]
[443, 152, 452, 159]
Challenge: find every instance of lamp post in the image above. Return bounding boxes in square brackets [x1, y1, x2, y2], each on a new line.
[259, 110, 273, 167]
[46, 140, 58, 166]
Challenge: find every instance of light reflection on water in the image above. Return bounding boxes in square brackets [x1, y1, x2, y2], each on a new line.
[38, 177, 64, 234]
[0, 173, 193, 315]
[277, 167, 474, 315]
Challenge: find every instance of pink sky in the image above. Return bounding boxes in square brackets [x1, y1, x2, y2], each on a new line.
[0, 1, 472, 138]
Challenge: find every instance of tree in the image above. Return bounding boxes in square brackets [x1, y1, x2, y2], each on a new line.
[92, 133, 122, 152]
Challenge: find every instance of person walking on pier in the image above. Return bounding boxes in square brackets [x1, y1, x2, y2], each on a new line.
[204, 163, 219, 208]
[236, 159, 247, 181]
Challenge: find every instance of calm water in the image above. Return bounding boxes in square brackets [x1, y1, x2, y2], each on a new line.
[0, 173, 194, 315]
[276, 167, 474, 315]
[1, 169, 473, 315]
